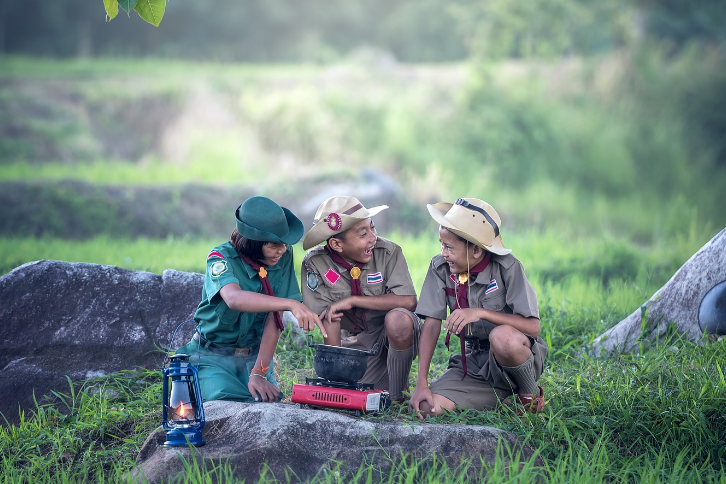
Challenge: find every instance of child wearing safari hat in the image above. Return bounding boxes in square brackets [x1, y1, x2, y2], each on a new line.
[176, 196, 325, 403]
[301, 196, 422, 402]
[409, 198, 547, 417]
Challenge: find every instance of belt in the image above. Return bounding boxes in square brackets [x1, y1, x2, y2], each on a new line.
[192, 332, 258, 358]
[466, 338, 491, 352]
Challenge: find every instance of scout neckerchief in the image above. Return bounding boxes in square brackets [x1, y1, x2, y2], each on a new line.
[444, 251, 492, 379]
[239, 253, 285, 332]
[325, 245, 368, 332]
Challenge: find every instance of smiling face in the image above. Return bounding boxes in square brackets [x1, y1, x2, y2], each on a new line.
[329, 218, 377, 264]
[260, 242, 288, 266]
[439, 226, 484, 274]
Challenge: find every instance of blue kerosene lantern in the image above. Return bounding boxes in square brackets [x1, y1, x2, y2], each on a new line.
[162, 353, 205, 446]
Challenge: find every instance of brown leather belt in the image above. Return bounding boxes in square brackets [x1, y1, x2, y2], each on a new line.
[193, 332, 258, 358]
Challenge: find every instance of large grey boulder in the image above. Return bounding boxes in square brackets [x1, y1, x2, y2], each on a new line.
[131, 401, 541, 483]
[0, 260, 203, 424]
[0, 260, 308, 426]
[589, 228, 726, 356]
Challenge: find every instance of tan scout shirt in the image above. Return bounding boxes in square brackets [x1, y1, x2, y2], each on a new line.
[301, 237, 417, 333]
[416, 253, 539, 340]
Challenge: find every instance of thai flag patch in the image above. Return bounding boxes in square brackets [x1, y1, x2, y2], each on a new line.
[449, 274, 457, 284]
[207, 250, 224, 260]
[485, 279, 499, 294]
[367, 272, 383, 284]
[324, 268, 341, 285]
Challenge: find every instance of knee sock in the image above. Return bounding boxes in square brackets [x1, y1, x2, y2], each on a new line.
[502, 354, 538, 395]
[387, 345, 414, 400]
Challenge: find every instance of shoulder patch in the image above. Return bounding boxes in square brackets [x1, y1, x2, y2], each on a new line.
[207, 250, 225, 260]
[306, 270, 320, 291]
[210, 260, 228, 277]
[324, 268, 341, 286]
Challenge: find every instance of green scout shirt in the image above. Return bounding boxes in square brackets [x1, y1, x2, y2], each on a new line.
[194, 241, 302, 348]
[301, 237, 417, 333]
[416, 253, 539, 340]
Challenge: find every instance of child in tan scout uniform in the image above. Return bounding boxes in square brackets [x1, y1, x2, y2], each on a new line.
[409, 198, 547, 417]
[301, 196, 422, 402]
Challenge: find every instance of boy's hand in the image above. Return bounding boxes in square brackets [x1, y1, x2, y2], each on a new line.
[409, 385, 436, 420]
[247, 375, 280, 403]
[444, 308, 482, 335]
[319, 307, 342, 324]
[325, 298, 353, 326]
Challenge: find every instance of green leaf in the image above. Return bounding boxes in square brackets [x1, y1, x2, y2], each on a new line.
[118, 0, 138, 15]
[103, 0, 119, 21]
[134, 0, 166, 27]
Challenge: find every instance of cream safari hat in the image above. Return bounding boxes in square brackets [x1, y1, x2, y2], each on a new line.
[427, 198, 511, 255]
[302, 196, 388, 250]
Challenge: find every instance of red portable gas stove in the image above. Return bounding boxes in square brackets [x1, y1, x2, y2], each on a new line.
[292, 377, 390, 415]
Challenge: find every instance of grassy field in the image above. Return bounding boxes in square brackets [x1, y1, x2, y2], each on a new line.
[1, 55, 725, 482]
[2, 228, 724, 483]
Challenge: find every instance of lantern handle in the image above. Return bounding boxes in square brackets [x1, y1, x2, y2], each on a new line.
[162, 318, 201, 370]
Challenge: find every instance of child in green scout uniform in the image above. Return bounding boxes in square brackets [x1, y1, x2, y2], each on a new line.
[409, 198, 547, 417]
[301, 196, 422, 402]
[177, 196, 325, 403]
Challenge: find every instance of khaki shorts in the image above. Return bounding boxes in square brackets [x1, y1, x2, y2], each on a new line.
[340, 308, 422, 390]
[429, 335, 548, 411]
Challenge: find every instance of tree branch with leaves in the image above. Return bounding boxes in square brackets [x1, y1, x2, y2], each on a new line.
[103, 0, 166, 27]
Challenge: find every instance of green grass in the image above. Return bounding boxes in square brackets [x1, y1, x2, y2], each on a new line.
[2, 230, 724, 482]
[1, 52, 725, 482]
[0, 235, 215, 276]
[0, 55, 322, 80]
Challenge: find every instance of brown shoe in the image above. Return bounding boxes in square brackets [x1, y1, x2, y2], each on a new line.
[515, 386, 545, 415]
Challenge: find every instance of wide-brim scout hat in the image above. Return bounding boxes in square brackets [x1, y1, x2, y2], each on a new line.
[302, 196, 388, 250]
[427, 197, 511, 255]
[235, 196, 304, 245]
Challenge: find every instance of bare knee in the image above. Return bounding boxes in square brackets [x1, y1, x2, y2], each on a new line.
[385, 310, 414, 349]
[489, 325, 531, 365]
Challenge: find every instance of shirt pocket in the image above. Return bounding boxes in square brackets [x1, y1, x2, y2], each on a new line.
[329, 287, 350, 303]
[362, 282, 384, 297]
[480, 291, 506, 312]
[215, 303, 240, 325]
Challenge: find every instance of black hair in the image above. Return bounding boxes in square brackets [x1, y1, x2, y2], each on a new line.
[231, 228, 266, 263]
[326, 229, 348, 246]
[439, 225, 468, 245]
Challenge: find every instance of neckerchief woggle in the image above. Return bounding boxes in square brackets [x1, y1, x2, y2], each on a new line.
[240, 254, 285, 332]
[445, 252, 491, 379]
[325, 245, 368, 332]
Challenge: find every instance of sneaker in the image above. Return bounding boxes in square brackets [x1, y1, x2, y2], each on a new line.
[514, 386, 545, 415]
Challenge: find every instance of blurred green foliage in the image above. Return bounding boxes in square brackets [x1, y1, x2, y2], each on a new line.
[4, 0, 725, 62]
[0, 0, 469, 62]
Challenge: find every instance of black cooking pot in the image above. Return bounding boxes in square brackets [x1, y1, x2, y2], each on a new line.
[308, 337, 379, 383]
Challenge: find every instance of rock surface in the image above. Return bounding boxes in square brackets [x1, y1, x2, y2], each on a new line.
[0, 260, 309, 425]
[131, 401, 540, 483]
[589, 228, 726, 356]
[0, 260, 204, 424]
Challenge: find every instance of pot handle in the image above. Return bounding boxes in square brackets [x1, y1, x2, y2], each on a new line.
[365, 343, 380, 357]
[307, 334, 316, 348]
